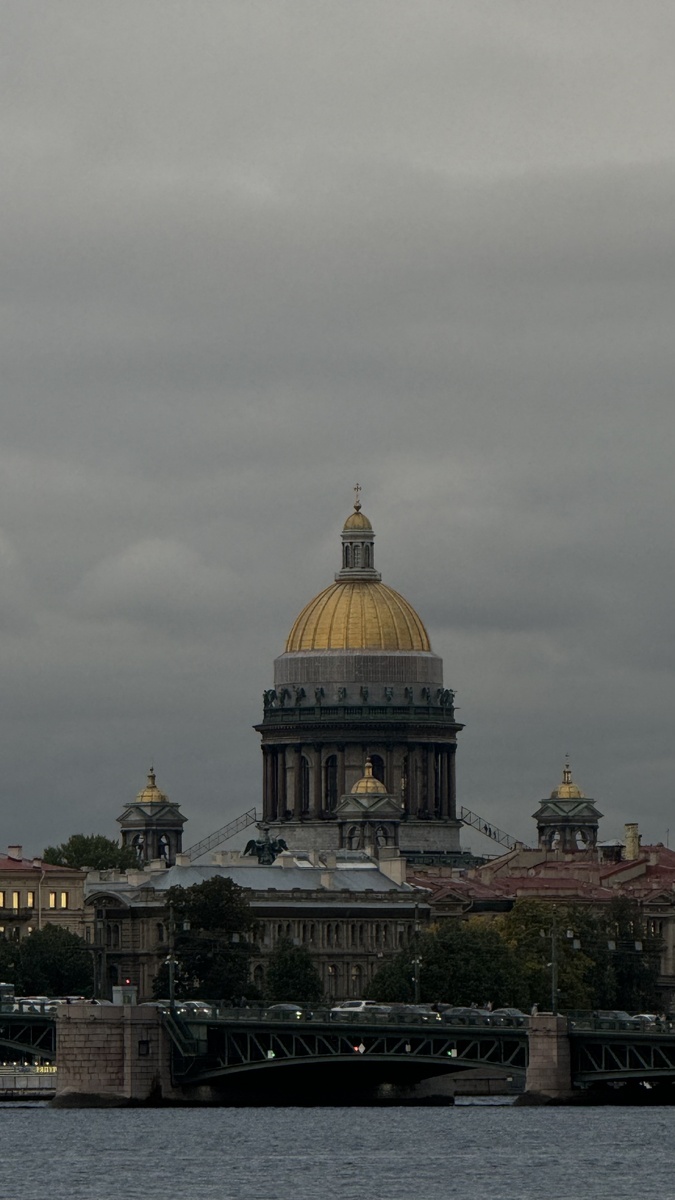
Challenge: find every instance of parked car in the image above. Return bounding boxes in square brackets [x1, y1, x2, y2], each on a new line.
[265, 1003, 313, 1020]
[593, 1010, 641, 1029]
[488, 1008, 530, 1027]
[440, 1007, 492, 1026]
[387, 1004, 441, 1023]
[177, 1000, 214, 1017]
[330, 1000, 392, 1021]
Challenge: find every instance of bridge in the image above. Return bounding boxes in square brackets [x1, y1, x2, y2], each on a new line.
[163, 1009, 528, 1098]
[10, 1005, 675, 1103]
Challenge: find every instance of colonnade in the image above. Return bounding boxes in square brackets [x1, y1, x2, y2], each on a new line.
[262, 742, 457, 822]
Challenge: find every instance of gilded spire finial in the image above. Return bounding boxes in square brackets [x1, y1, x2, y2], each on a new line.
[562, 756, 572, 785]
[353, 482, 362, 512]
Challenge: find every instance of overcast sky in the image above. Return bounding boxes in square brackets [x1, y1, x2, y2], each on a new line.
[2, 1, 675, 856]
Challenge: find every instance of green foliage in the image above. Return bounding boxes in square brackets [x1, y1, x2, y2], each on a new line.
[264, 940, 324, 1004]
[366, 898, 662, 1014]
[42, 834, 138, 872]
[367, 919, 527, 1008]
[153, 877, 253, 1003]
[498, 898, 662, 1013]
[2, 925, 94, 996]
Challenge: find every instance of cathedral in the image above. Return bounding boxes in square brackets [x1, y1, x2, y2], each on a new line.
[255, 493, 464, 860]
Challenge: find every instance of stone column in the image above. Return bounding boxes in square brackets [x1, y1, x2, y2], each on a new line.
[439, 750, 449, 819]
[448, 747, 457, 820]
[262, 748, 272, 820]
[337, 745, 346, 798]
[277, 748, 287, 816]
[293, 745, 302, 819]
[312, 745, 322, 817]
[426, 745, 436, 815]
[385, 747, 394, 794]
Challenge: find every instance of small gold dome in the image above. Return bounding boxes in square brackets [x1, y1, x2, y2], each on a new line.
[343, 510, 373, 531]
[286, 581, 431, 652]
[351, 759, 387, 794]
[550, 763, 584, 800]
[135, 769, 168, 805]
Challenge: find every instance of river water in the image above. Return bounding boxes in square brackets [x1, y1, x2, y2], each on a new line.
[1, 1102, 672, 1200]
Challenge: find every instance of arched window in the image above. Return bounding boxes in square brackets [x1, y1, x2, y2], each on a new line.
[344, 545, 351, 568]
[364, 544, 371, 567]
[353, 544, 361, 567]
[351, 964, 363, 997]
[300, 755, 311, 813]
[253, 964, 265, 992]
[324, 755, 338, 812]
[347, 825, 361, 850]
[327, 965, 338, 998]
[370, 754, 386, 789]
[156, 923, 165, 944]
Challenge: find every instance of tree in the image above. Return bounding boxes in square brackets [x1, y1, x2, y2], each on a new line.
[153, 876, 253, 1003]
[8, 925, 94, 996]
[42, 834, 138, 872]
[497, 897, 663, 1013]
[265, 939, 324, 1003]
[366, 919, 527, 1008]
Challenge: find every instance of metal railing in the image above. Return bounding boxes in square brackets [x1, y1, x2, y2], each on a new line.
[183, 809, 259, 862]
[460, 807, 525, 850]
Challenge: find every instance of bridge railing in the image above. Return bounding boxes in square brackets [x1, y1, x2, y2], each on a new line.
[567, 1013, 673, 1034]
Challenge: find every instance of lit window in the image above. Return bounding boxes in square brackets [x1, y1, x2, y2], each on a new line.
[11, 892, 19, 910]
[0, 892, 4, 908]
[60, 892, 68, 909]
[26, 891, 35, 908]
[48, 892, 57, 909]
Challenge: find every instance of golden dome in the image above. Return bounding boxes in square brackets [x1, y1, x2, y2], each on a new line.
[351, 759, 387, 794]
[135, 769, 168, 805]
[343, 510, 372, 531]
[550, 762, 584, 800]
[286, 580, 431, 652]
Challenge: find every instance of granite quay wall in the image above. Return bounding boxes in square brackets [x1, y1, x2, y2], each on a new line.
[53, 1004, 185, 1106]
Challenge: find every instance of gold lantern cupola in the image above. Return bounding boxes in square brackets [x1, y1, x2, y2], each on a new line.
[285, 488, 431, 652]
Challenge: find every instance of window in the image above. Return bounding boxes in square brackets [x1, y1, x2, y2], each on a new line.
[353, 545, 361, 567]
[364, 545, 371, 567]
[370, 754, 386, 788]
[60, 892, 68, 909]
[351, 965, 363, 997]
[11, 891, 20, 910]
[0, 892, 5, 908]
[49, 892, 57, 909]
[344, 545, 351, 568]
[26, 891, 35, 908]
[156, 923, 165, 943]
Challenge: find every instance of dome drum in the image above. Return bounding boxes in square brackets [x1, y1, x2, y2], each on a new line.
[274, 649, 443, 687]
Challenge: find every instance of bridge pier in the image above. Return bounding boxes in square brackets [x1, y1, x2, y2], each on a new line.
[524, 1014, 574, 1102]
[53, 1005, 196, 1106]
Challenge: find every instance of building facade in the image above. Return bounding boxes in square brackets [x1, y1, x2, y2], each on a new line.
[0, 846, 87, 942]
[84, 850, 428, 1002]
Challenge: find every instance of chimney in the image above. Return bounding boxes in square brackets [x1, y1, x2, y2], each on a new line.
[7, 845, 22, 860]
[624, 823, 640, 861]
[174, 853, 191, 867]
